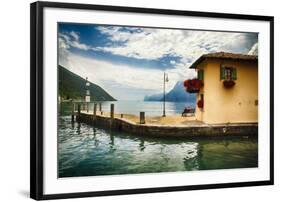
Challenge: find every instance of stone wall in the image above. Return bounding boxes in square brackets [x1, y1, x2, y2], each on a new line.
[76, 113, 258, 138]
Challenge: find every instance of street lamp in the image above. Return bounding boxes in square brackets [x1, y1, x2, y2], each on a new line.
[163, 72, 169, 117]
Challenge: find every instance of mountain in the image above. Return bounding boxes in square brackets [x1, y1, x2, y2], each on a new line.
[59, 65, 116, 101]
[144, 81, 196, 103]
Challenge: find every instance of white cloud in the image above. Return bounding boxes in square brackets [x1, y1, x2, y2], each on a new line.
[97, 27, 258, 67]
[69, 31, 79, 41]
[248, 42, 258, 55]
[71, 41, 90, 50]
[59, 32, 91, 51]
[59, 27, 257, 72]
[58, 26, 256, 100]
[170, 60, 176, 65]
[59, 52, 196, 100]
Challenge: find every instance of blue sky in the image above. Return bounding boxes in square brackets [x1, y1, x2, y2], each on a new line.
[58, 23, 258, 100]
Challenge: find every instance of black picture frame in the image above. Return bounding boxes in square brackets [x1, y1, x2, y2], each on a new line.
[30, 1, 274, 200]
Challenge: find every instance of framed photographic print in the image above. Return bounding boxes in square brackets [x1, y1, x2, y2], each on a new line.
[30, 1, 274, 200]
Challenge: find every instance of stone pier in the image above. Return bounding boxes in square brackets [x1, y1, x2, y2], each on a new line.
[76, 112, 258, 138]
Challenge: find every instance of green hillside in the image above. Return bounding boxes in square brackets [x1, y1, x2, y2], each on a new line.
[59, 65, 116, 101]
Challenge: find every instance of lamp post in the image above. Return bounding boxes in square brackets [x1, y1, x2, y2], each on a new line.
[85, 77, 90, 112]
[163, 72, 169, 117]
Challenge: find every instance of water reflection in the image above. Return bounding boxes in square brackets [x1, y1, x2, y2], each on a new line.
[58, 116, 258, 178]
[109, 133, 116, 152]
[139, 140, 145, 151]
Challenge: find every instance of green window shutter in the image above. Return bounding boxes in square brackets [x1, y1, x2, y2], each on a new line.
[232, 68, 237, 80]
[220, 66, 225, 80]
[198, 70, 204, 80]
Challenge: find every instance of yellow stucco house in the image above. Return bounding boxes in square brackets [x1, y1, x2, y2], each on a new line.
[186, 52, 258, 124]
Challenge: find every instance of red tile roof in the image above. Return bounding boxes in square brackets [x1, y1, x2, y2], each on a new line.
[189, 52, 258, 69]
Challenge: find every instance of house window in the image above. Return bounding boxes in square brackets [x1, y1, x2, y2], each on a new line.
[225, 68, 232, 80]
[198, 70, 204, 81]
[220, 66, 237, 80]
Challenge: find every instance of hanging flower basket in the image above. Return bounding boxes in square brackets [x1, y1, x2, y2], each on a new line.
[197, 99, 204, 108]
[183, 80, 189, 87]
[223, 80, 235, 88]
[183, 79, 203, 93]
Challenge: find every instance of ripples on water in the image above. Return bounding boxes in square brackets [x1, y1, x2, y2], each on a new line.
[58, 116, 258, 178]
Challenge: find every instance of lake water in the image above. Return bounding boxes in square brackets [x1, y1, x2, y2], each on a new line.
[58, 101, 258, 178]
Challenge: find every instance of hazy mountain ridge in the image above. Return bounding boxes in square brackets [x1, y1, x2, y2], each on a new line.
[144, 81, 196, 103]
[59, 65, 116, 101]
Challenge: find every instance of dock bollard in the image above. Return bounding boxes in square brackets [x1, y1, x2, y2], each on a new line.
[93, 103, 97, 118]
[71, 102, 75, 123]
[110, 104, 114, 119]
[99, 103, 102, 112]
[78, 104, 81, 114]
[140, 112, 145, 124]
[76, 104, 81, 122]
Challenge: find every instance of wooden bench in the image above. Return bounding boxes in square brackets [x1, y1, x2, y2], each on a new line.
[182, 108, 195, 117]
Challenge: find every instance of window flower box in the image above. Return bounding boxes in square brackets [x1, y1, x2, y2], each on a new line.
[223, 80, 235, 88]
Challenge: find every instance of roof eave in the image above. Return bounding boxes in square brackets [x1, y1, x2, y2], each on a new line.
[189, 56, 258, 69]
[189, 57, 205, 69]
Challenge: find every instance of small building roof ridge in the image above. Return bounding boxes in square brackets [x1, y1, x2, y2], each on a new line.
[189, 52, 258, 69]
